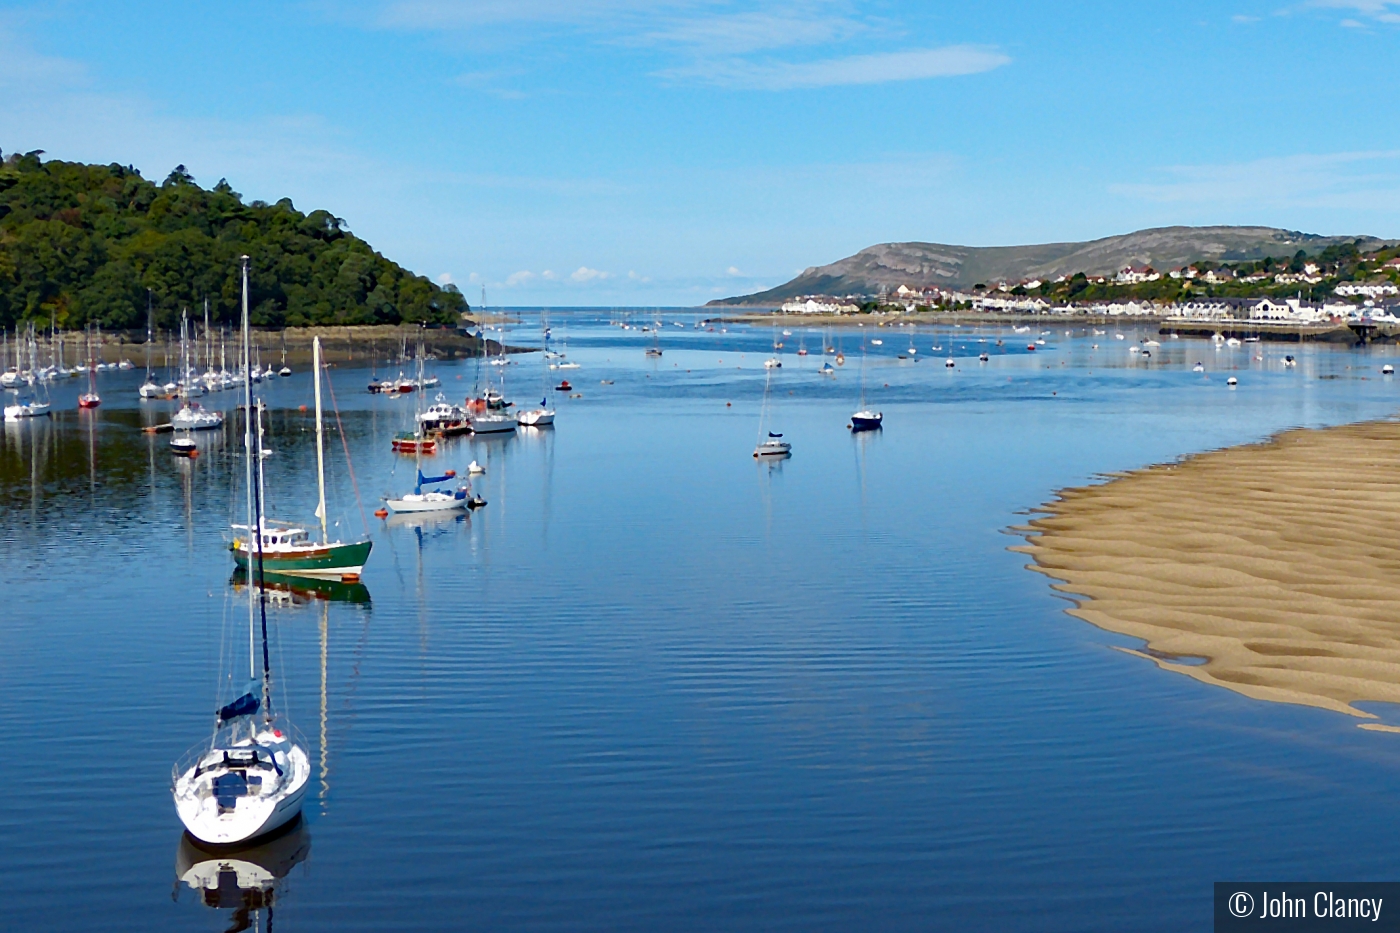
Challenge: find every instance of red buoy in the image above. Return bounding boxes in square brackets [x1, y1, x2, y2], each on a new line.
[374, 508, 388, 518]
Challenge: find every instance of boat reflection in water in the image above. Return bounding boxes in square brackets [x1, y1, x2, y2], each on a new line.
[230, 568, 371, 606]
[175, 817, 311, 930]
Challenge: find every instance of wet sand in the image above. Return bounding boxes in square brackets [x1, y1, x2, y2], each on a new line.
[1014, 418, 1400, 726]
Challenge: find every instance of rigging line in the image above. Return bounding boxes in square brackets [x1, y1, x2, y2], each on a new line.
[321, 365, 369, 538]
[251, 402, 274, 723]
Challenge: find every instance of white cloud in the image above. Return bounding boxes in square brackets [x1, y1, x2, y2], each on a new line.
[632, 11, 873, 55]
[436, 272, 454, 284]
[1231, 14, 1260, 22]
[656, 45, 1011, 90]
[628, 270, 651, 281]
[1110, 150, 1400, 212]
[570, 265, 611, 282]
[1304, 0, 1400, 23]
[541, 269, 557, 280]
[726, 265, 743, 276]
[505, 270, 536, 285]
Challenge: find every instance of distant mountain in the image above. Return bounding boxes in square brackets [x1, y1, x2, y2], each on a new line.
[708, 226, 1395, 306]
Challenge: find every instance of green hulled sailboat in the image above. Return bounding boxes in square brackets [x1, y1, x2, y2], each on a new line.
[231, 334, 372, 582]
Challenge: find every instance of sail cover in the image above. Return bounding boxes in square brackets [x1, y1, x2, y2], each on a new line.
[418, 470, 453, 486]
[217, 692, 260, 724]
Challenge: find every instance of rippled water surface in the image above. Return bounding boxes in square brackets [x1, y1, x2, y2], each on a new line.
[6, 315, 1400, 931]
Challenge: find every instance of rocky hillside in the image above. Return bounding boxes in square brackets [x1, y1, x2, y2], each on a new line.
[710, 226, 1393, 305]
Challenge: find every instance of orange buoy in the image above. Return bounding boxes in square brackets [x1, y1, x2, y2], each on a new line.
[726, 402, 732, 407]
[444, 469, 456, 477]
[374, 508, 388, 518]
[299, 404, 307, 412]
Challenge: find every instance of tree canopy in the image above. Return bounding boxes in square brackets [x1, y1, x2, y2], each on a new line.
[0, 151, 467, 331]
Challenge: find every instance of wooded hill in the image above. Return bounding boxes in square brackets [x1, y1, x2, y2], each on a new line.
[0, 150, 467, 332]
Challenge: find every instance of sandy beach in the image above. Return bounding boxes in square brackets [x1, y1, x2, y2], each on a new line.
[1015, 418, 1400, 728]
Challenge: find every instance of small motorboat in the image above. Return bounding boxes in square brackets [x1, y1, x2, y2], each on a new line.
[1026, 344, 1037, 352]
[1193, 362, 1204, 372]
[797, 349, 808, 356]
[819, 362, 835, 377]
[753, 432, 791, 458]
[172, 402, 224, 431]
[170, 435, 199, 457]
[1227, 377, 1239, 387]
[1129, 345, 1140, 354]
[279, 366, 292, 377]
[850, 410, 883, 431]
[556, 380, 572, 392]
[78, 392, 101, 409]
[1226, 337, 1242, 347]
[1384, 365, 1395, 375]
[945, 358, 955, 368]
[1283, 355, 1296, 367]
[391, 431, 437, 455]
[978, 353, 989, 362]
[764, 358, 782, 369]
[645, 347, 663, 358]
[870, 340, 883, 346]
[467, 460, 485, 474]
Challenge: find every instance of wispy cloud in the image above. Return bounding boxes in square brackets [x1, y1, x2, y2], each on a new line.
[355, 2, 1008, 92]
[1303, 0, 1400, 23]
[658, 45, 1010, 90]
[1111, 150, 1400, 211]
[505, 270, 536, 286]
[570, 265, 611, 282]
[631, 10, 875, 55]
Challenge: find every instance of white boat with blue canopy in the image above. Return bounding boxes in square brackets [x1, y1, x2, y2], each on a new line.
[386, 469, 472, 513]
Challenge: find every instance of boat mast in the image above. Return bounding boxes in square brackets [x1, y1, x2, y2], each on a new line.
[313, 336, 329, 544]
[240, 257, 257, 685]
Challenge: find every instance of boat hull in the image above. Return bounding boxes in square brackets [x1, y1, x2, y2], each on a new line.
[850, 412, 883, 431]
[517, 409, 555, 426]
[231, 539, 373, 580]
[174, 743, 310, 846]
[470, 415, 517, 434]
[385, 494, 469, 514]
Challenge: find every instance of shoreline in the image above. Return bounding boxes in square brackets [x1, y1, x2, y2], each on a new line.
[38, 323, 534, 367]
[1014, 418, 1400, 726]
[705, 310, 1384, 342]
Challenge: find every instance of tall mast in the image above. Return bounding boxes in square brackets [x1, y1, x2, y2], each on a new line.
[240, 257, 257, 683]
[313, 336, 328, 544]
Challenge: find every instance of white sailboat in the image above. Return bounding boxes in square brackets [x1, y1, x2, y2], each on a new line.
[850, 334, 882, 431]
[753, 368, 791, 458]
[172, 256, 310, 846]
[388, 357, 474, 514]
[4, 331, 51, 420]
[517, 313, 557, 427]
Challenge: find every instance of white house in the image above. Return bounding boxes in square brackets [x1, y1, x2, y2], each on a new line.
[1336, 282, 1399, 298]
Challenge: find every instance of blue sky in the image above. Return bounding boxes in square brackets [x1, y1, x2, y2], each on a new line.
[3, 1, 1400, 305]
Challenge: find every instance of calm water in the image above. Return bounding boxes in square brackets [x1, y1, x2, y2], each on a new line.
[6, 315, 1400, 931]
